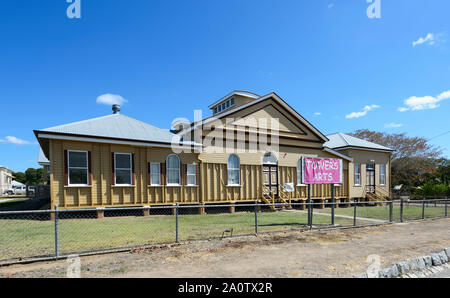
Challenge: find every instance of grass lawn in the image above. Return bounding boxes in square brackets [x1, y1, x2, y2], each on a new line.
[0, 210, 354, 262]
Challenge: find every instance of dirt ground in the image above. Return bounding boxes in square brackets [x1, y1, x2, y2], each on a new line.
[1, 218, 449, 278]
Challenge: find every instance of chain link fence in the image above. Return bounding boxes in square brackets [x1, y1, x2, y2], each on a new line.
[0, 197, 448, 265]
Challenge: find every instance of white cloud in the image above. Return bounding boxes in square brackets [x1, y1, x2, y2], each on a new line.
[412, 32, 445, 47]
[314, 112, 321, 116]
[345, 104, 380, 119]
[412, 33, 435, 47]
[96, 94, 128, 106]
[398, 90, 450, 112]
[384, 123, 403, 128]
[0, 136, 36, 145]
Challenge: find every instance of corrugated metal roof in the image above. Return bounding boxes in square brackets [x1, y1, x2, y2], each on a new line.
[39, 114, 179, 144]
[38, 148, 49, 165]
[324, 133, 393, 151]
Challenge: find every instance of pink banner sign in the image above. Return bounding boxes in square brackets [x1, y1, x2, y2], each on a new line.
[302, 157, 343, 184]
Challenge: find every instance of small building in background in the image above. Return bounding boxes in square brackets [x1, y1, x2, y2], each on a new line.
[0, 166, 14, 195]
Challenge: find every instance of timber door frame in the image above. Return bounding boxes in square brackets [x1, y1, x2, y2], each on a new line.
[262, 164, 279, 198]
[366, 163, 376, 194]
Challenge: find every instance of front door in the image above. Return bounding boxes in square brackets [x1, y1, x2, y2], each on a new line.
[366, 164, 375, 193]
[263, 165, 278, 198]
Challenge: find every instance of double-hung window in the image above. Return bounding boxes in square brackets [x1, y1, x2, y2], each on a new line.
[166, 154, 181, 185]
[150, 163, 161, 186]
[354, 163, 361, 186]
[227, 154, 240, 185]
[380, 164, 386, 185]
[115, 153, 132, 185]
[187, 164, 197, 186]
[68, 150, 89, 185]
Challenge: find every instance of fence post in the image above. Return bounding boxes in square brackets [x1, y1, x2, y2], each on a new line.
[175, 203, 179, 243]
[422, 199, 425, 220]
[400, 198, 404, 223]
[389, 200, 393, 223]
[254, 200, 258, 235]
[353, 198, 357, 226]
[445, 197, 448, 217]
[54, 205, 59, 258]
[331, 185, 335, 226]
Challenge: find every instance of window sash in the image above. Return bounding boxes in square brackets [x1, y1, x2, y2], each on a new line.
[115, 153, 132, 185]
[227, 155, 240, 185]
[68, 150, 88, 185]
[167, 155, 181, 185]
[380, 165, 386, 185]
[150, 163, 161, 186]
[187, 164, 196, 185]
[354, 164, 361, 186]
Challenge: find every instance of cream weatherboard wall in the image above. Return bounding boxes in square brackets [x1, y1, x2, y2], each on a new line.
[341, 149, 391, 199]
[49, 139, 201, 209]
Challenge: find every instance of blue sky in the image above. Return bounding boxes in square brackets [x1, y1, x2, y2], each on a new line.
[0, 0, 449, 172]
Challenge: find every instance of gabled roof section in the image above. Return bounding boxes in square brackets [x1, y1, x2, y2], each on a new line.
[186, 92, 329, 143]
[325, 133, 394, 152]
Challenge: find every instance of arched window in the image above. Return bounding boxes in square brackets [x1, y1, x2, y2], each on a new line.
[297, 158, 304, 185]
[166, 154, 180, 185]
[263, 153, 278, 165]
[227, 154, 240, 185]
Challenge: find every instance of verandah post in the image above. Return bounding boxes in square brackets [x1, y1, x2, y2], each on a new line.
[353, 198, 357, 226]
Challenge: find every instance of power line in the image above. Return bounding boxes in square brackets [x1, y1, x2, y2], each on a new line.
[428, 130, 450, 141]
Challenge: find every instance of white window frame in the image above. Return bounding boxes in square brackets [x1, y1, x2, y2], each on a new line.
[227, 154, 241, 186]
[149, 162, 161, 186]
[380, 164, 386, 186]
[186, 164, 197, 186]
[166, 154, 181, 186]
[354, 163, 361, 186]
[114, 153, 133, 186]
[67, 150, 89, 186]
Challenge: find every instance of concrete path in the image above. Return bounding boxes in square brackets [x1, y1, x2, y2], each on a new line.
[287, 209, 387, 223]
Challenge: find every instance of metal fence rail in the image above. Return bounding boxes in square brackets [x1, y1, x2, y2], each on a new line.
[0, 197, 448, 266]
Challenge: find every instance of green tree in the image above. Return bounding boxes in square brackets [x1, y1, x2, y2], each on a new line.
[16, 168, 45, 185]
[12, 171, 27, 184]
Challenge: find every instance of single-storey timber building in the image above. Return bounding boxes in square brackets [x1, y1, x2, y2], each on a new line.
[34, 91, 393, 213]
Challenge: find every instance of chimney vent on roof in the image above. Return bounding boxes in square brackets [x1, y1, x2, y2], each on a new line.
[112, 104, 121, 114]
